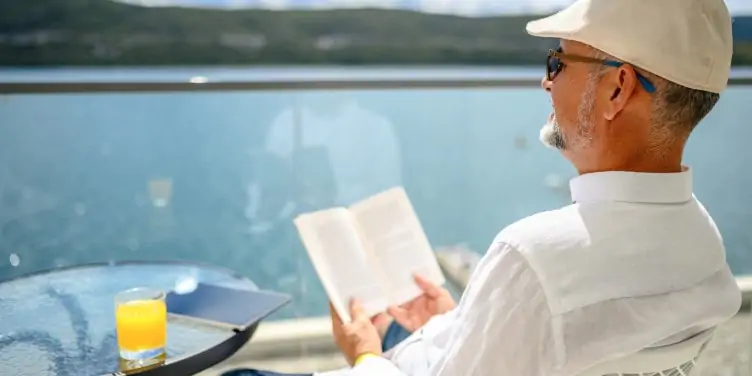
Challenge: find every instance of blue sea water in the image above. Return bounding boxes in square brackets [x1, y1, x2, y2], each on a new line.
[0, 66, 751, 319]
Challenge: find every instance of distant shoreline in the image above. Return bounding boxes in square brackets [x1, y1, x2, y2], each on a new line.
[2, 65, 751, 76]
[3, 3, 751, 67]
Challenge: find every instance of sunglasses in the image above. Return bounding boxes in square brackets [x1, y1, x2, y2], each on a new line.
[546, 48, 656, 93]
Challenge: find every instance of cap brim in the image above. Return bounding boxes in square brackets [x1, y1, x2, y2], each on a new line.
[526, 11, 573, 38]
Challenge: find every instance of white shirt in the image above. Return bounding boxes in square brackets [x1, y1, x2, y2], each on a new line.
[317, 167, 742, 376]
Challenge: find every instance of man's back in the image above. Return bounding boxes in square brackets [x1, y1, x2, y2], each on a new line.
[495, 169, 741, 374]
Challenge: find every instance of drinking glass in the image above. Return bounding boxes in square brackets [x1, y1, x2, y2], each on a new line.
[115, 287, 167, 360]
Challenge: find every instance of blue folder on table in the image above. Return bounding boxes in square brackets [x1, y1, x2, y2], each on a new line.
[165, 282, 291, 328]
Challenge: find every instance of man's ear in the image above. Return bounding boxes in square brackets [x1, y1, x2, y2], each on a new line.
[603, 65, 638, 121]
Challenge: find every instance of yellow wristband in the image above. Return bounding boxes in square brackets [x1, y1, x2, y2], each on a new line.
[354, 352, 379, 366]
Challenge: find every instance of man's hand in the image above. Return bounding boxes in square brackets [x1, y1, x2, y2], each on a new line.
[330, 300, 383, 366]
[370, 312, 394, 339]
[387, 274, 456, 332]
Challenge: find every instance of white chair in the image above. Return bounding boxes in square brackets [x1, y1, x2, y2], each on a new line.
[578, 329, 714, 376]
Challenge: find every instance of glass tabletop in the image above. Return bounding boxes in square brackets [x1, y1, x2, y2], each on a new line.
[0, 261, 258, 376]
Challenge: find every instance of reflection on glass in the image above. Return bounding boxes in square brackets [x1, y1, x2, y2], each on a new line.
[263, 97, 403, 206]
[148, 178, 173, 208]
[148, 178, 174, 230]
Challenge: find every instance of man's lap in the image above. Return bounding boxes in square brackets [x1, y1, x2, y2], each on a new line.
[380, 320, 412, 353]
[220, 322, 411, 376]
[222, 371, 310, 376]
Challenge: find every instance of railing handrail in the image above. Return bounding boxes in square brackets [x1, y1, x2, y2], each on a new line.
[2, 76, 752, 95]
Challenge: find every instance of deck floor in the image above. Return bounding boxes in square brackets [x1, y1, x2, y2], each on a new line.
[201, 313, 750, 376]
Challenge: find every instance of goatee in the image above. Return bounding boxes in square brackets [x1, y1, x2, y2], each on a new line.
[539, 114, 566, 150]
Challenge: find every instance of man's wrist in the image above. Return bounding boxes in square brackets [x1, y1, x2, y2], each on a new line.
[353, 352, 381, 366]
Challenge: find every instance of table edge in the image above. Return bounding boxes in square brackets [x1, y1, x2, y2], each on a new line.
[110, 323, 258, 376]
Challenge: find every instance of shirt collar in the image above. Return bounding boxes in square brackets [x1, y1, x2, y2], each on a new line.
[570, 167, 693, 204]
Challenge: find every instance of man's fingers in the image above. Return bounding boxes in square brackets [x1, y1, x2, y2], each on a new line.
[370, 312, 388, 324]
[413, 273, 441, 298]
[330, 302, 343, 326]
[371, 312, 392, 329]
[350, 299, 367, 321]
[387, 306, 411, 328]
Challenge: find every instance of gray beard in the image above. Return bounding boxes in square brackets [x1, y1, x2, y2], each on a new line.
[540, 90, 596, 151]
[539, 117, 566, 150]
[541, 74, 599, 151]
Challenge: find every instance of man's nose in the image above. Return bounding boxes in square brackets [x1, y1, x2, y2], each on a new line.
[541, 77, 552, 92]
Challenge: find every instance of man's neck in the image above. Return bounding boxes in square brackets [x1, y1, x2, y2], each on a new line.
[575, 162, 683, 175]
[570, 148, 685, 175]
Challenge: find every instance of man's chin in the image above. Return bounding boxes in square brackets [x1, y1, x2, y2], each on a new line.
[539, 122, 564, 150]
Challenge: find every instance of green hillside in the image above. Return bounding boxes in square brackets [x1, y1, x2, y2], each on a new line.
[0, 0, 750, 66]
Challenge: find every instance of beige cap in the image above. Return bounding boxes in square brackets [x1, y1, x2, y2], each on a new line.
[526, 0, 734, 94]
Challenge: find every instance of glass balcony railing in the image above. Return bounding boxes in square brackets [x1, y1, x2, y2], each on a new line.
[1, 68, 751, 321]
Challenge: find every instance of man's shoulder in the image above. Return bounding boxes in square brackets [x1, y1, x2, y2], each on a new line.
[489, 199, 731, 314]
[492, 204, 584, 257]
[489, 205, 590, 290]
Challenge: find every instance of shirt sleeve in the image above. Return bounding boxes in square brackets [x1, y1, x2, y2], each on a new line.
[343, 242, 558, 376]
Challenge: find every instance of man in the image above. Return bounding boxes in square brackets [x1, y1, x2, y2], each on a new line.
[225, 0, 742, 375]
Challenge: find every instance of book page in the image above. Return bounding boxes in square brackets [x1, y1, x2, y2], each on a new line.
[293, 208, 388, 323]
[349, 187, 446, 307]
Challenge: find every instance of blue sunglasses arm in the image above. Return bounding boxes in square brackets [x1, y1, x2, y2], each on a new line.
[637, 75, 657, 93]
[604, 61, 656, 93]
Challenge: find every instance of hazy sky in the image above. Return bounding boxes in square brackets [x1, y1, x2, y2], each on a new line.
[119, 0, 752, 15]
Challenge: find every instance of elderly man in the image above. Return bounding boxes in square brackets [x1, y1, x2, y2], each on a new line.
[225, 0, 742, 375]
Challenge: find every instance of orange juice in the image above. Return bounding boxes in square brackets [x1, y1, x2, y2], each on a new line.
[116, 299, 167, 354]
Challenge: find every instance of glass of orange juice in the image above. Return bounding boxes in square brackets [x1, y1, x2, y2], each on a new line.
[115, 287, 167, 361]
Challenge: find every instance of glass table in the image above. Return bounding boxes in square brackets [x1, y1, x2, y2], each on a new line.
[0, 261, 260, 376]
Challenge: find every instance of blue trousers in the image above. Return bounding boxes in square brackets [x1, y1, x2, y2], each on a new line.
[221, 321, 412, 376]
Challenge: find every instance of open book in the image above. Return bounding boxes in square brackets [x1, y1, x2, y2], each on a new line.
[294, 186, 446, 323]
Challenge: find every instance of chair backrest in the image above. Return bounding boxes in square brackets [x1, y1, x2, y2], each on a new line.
[577, 329, 714, 376]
